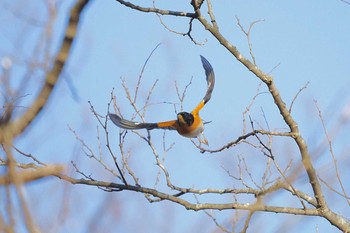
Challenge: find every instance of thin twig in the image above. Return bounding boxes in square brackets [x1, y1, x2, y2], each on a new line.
[242, 82, 264, 134]
[175, 76, 193, 111]
[289, 81, 309, 113]
[198, 129, 293, 153]
[236, 16, 265, 65]
[134, 43, 161, 103]
[314, 100, 350, 205]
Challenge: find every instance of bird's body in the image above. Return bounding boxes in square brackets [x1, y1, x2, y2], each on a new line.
[174, 111, 204, 138]
[109, 55, 215, 144]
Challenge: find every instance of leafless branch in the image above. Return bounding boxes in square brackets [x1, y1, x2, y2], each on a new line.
[205, 0, 218, 29]
[104, 1, 350, 230]
[3, 142, 40, 233]
[0, 0, 91, 142]
[242, 82, 264, 134]
[115, 0, 197, 18]
[175, 76, 193, 111]
[0, 165, 65, 185]
[314, 100, 350, 205]
[54, 173, 325, 216]
[198, 129, 293, 153]
[193, 7, 329, 222]
[10, 1, 346, 232]
[155, 13, 206, 45]
[134, 43, 161, 104]
[289, 81, 309, 113]
[89, 101, 128, 185]
[201, 207, 231, 233]
[240, 209, 254, 233]
[236, 16, 265, 66]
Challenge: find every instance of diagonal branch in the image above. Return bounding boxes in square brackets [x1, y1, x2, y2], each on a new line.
[0, 0, 91, 142]
[194, 8, 328, 211]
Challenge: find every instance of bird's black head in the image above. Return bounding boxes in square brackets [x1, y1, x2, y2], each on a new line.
[177, 112, 194, 126]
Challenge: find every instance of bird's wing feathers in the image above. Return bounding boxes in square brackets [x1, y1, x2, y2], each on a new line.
[110, 56, 215, 132]
[109, 114, 176, 131]
[200, 55, 215, 104]
[155, 120, 177, 130]
[109, 114, 158, 130]
[192, 56, 215, 115]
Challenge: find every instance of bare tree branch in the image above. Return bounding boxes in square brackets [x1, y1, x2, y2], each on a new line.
[3, 1, 348, 232]
[56, 173, 323, 215]
[314, 100, 350, 205]
[0, 165, 65, 185]
[115, 0, 196, 17]
[235, 16, 265, 66]
[3, 142, 40, 233]
[289, 81, 310, 113]
[198, 129, 293, 153]
[0, 0, 91, 142]
[191, 3, 327, 215]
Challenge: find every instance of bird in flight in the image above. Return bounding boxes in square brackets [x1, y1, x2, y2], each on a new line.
[109, 55, 215, 145]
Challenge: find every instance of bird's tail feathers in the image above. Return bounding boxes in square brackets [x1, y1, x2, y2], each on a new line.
[109, 114, 158, 130]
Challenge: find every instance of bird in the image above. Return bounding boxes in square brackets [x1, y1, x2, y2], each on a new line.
[109, 55, 215, 145]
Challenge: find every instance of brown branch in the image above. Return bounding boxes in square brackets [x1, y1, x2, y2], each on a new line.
[206, 0, 218, 29]
[56, 173, 322, 216]
[0, 0, 91, 142]
[57, 1, 350, 231]
[199, 130, 293, 153]
[240, 197, 264, 233]
[268, 71, 327, 210]
[3, 142, 39, 233]
[115, 0, 196, 17]
[155, 12, 206, 45]
[0, 165, 65, 185]
[194, 5, 328, 212]
[7, 156, 345, 229]
[184, 5, 350, 230]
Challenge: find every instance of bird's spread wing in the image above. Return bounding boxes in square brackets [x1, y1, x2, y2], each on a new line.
[109, 114, 177, 131]
[192, 55, 215, 115]
[155, 120, 177, 130]
[200, 55, 215, 104]
[110, 56, 215, 132]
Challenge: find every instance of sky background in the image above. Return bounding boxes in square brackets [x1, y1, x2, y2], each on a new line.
[1, 0, 350, 232]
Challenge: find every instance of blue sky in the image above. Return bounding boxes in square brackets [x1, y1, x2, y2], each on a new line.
[1, 1, 350, 232]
